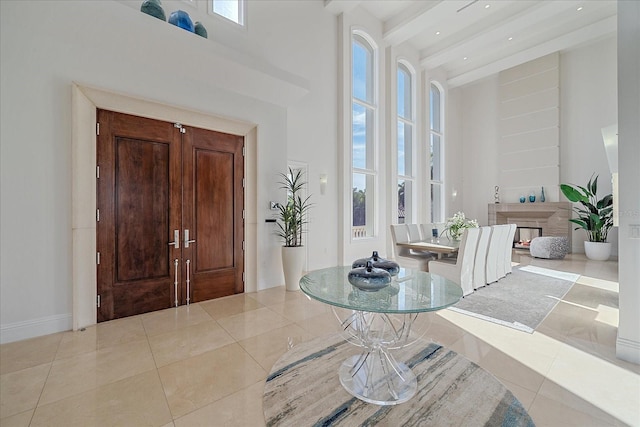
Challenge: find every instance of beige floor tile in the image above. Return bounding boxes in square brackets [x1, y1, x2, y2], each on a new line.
[200, 293, 264, 320]
[0, 333, 62, 374]
[39, 339, 156, 406]
[216, 307, 292, 341]
[142, 304, 213, 337]
[55, 326, 101, 360]
[30, 370, 172, 427]
[0, 363, 50, 418]
[174, 381, 266, 427]
[542, 346, 640, 426]
[158, 343, 266, 418]
[477, 347, 548, 394]
[528, 389, 618, 426]
[0, 409, 33, 427]
[148, 320, 236, 368]
[246, 286, 306, 307]
[238, 324, 314, 371]
[295, 311, 344, 337]
[93, 315, 148, 349]
[448, 333, 494, 364]
[267, 296, 330, 323]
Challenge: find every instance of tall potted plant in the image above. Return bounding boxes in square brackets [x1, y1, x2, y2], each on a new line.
[276, 168, 312, 291]
[560, 174, 613, 261]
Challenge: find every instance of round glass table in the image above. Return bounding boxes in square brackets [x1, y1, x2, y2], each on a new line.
[300, 266, 463, 406]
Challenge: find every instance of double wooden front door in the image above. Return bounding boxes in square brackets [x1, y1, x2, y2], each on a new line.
[96, 110, 244, 322]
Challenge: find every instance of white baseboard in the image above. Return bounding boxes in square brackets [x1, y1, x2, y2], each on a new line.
[616, 336, 640, 365]
[0, 313, 72, 344]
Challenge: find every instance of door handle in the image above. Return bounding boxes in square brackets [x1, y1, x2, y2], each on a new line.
[184, 229, 196, 248]
[168, 230, 180, 249]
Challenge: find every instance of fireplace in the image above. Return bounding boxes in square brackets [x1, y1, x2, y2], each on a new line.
[488, 202, 572, 252]
[514, 227, 542, 249]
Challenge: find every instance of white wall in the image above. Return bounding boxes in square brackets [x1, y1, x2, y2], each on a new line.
[456, 36, 618, 252]
[0, 0, 338, 342]
[560, 35, 618, 254]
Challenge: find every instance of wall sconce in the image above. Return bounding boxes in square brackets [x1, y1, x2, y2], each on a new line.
[319, 174, 328, 195]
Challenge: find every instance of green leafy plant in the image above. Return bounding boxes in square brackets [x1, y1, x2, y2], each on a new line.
[442, 211, 479, 240]
[276, 168, 312, 247]
[560, 174, 613, 243]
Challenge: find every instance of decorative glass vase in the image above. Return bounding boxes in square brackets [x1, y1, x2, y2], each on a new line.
[540, 187, 546, 202]
[352, 251, 400, 277]
[529, 193, 536, 203]
[348, 261, 391, 291]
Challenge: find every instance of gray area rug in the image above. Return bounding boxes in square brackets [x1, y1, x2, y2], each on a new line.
[264, 334, 534, 427]
[449, 265, 579, 333]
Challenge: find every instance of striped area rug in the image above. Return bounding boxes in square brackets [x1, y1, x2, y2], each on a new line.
[264, 334, 534, 426]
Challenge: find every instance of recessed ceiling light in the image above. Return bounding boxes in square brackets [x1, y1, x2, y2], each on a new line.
[508, 37, 513, 41]
[577, 6, 583, 11]
[436, 31, 441, 35]
[485, 4, 491, 9]
[463, 57, 468, 60]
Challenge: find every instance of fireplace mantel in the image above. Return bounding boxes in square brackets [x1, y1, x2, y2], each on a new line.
[488, 203, 572, 251]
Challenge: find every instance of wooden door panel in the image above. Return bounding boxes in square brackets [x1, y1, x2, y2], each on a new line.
[183, 127, 244, 302]
[97, 110, 182, 322]
[196, 150, 234, 270]
[115, 138, 170, 281]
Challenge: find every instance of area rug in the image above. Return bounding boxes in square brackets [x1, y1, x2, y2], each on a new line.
[448, 265, 580, 333]
[263, 334, 534, 427]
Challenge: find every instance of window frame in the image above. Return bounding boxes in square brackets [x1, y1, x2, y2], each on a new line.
[396, 61, 415, 224]
[351, 30, 379, 240]
[209, 0, 246, 28]
[429, 82, 445, 223]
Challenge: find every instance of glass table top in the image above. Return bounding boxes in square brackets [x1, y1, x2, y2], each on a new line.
[300, 266, 463, 314]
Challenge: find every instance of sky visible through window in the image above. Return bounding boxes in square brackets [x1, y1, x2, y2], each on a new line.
[213, 0, 241, 24]
[352, 40, 369, 192]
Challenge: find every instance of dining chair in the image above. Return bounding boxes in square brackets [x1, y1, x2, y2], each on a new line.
[504, 224, 517, 275]
[420, 223, 438, 239]
[428, 227, 480, 296]
[472, 226, 491, 290]
[389, 224, 434, 271]
[485, 224, 507, 284]
[406, 224, 423, 241]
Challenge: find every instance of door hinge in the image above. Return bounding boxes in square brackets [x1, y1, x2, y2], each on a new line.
[242, 272, 245, 283]
[242, 240, 245, 251]
[97, 294, 101, 308]
[96, 208, 100, 222]
[174, 123, 186, 133]
[242, 146, 245, 157]
[96, 252, 101, 265]
[96, 165, 100, 179]
[242, 210, 245, 220]
[96, 122, 100, 136]
[242, 178, 245, 188]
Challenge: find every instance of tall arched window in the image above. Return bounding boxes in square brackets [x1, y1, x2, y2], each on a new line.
[397, 62, 414, 224]
[352, 33, 377, 238]
[429, 82, 444, 223]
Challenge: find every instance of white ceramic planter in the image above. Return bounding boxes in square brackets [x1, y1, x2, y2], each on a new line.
[584, 241, 612, 261]
[281, 246, 306, 291]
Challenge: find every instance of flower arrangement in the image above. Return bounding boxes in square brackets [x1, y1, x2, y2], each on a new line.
[442, 211, 479, 240]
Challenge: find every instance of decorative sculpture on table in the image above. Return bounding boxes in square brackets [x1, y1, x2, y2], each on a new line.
[352, 251, 400, 277]
[494, 186, 500, 203]
[348, 261, 391, 291]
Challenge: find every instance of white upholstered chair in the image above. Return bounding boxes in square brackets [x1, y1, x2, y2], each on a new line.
[485, 224, 508, 284]
[504, 224, 517, 275]
[428, 227, 480, 296]
[472, 226, 491, 290]
[390, 224, 434, 271]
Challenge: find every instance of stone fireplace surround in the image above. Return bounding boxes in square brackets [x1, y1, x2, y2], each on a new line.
[488, 202, 572, 251]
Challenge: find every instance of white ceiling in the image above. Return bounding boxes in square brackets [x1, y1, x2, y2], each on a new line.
[324, 0, 617, 88]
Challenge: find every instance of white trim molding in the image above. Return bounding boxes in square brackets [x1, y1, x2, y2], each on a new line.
[0, 314, 72, 345]
[616, 336, 640, 365]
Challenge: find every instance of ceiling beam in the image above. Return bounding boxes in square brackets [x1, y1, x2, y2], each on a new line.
[420, 1, 578, 70]
[383, 1, 455, 46]
[323, 0, 362, 16]
[447, 15, 617, 88]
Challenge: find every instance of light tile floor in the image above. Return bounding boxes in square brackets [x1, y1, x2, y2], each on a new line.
[1, 254, 639, 426]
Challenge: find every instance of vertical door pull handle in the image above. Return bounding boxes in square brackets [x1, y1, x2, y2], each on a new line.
[168, 230, 180, 249]
[186, 259, 191, 305]
[173, 258, 179, 307]
[184, 229, 196, 248]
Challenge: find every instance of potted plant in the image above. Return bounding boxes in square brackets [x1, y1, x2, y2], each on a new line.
[560, 174, 613, 261]
[276, 167, 312, 291]
[442, 211, 479, 241]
